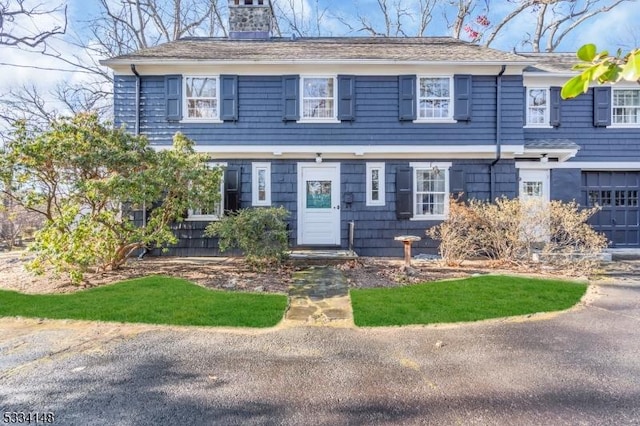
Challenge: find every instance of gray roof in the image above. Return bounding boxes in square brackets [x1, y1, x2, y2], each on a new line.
[103, 37, 531, 64]
[520, 53, 579, 73]
[525, 139, 580, 150]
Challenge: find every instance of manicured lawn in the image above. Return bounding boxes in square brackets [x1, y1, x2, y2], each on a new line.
[0, 276, 288, 328]
[350, 275, 587, 327]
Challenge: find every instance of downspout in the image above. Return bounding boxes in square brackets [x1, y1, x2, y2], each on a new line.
[490, 65, 507, 201]
[130, 64, 146, 229]
[130, 64, 141, 136]
[130, 63, 150, 259]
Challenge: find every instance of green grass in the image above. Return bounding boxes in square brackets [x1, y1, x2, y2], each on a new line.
[350, 275, 587, 327]
[0, 276, 288, 328]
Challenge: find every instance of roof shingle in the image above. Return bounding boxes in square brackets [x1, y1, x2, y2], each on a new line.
[104, 37, 531, 64]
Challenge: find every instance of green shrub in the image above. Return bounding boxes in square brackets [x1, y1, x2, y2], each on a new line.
[205, 207, 290, 269]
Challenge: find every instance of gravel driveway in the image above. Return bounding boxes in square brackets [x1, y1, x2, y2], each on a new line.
[1, 263, 639, 425]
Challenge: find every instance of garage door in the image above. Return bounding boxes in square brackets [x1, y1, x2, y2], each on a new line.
[583, 171, 640, 247]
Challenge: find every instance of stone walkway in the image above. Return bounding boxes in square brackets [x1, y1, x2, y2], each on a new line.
[283, 266, 354, 327]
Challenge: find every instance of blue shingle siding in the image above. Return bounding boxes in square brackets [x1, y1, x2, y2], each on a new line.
[551, 169, 581, 203]
[113, 75, 137, 130]
[149, 159, 517, 257]
[500, 75, 526, 142]
[525, 87, 640, 162]
[117, 75, 526, 147]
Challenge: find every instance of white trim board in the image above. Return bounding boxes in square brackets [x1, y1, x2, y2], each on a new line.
[106, 63, 529, 76]
[150, 144, 525, 160]
[515, 162, 640, 170]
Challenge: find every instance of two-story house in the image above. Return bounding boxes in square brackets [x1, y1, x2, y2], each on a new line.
[101, 0, 640, 256]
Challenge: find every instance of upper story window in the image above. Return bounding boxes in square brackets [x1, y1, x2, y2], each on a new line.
[418, 77, 453, 120]
[526, 87, 549, 126]
[612, 88, 640, 126]
[184, 76, 219, 121]
[301, 76, 336, 121]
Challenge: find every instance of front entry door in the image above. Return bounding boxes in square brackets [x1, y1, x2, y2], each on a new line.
[519, 169, 551, 242]
[297, 163, 341, 245]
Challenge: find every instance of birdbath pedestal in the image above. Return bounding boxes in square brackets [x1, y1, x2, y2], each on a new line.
[394, 235, 421, 268]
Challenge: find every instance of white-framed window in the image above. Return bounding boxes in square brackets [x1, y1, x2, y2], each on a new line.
[410, 162, 451, 220]
[187, 162, 226, 221]
[612, 88, 640, 126]
[183, 76, 220, 121]
[418, 76, 453, 120]
[526, 87, 550, 126]
[252, 162, 271, 206]
[366, 162, 385, 206]
[301, 76, 336, 121]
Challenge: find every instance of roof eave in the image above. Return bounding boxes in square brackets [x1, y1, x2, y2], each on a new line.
[523, 71, 577, 77]
[101, 58, 534, 69]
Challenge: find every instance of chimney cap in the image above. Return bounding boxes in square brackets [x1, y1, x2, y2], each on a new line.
[231, 0, 268, 6]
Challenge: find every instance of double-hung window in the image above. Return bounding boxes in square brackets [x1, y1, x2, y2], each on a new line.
[411, 162, 450, 220]
[301, 76, 336, 121]
[418, 76, 453, 120]
[526, 87, 549, 126]
[187, 163, 225, 221]
[612, 88, 640, 126]
[184, 76, 219, 121]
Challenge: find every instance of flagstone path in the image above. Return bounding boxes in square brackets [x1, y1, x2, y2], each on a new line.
[283, 266, 354, 327]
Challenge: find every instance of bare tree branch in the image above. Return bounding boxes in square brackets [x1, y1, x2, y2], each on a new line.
[0, 0, 67, 48]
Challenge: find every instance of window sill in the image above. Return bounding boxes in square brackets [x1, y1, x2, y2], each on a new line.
[609, 124, 640, 129]
[410, 215, 447, 221]
[366, 202, 386, 207]
[180, 119, 223, 124]
[524, 125, 553, 129]
[412, 119, 457, 124]
[185, 216, 220, 222]
[297, 118, 341, 124]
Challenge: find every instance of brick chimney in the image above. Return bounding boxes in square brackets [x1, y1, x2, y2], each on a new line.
[228, 0, 273, 40]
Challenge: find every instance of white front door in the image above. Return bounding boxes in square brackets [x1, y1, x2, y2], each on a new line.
[297, 163, 341, 245]
[519, 169, 551, 242]
[519, 169, 550, 203]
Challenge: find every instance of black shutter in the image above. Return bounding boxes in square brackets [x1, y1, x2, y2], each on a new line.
[220, 75, 238, 121]
[398, 75, 417, 121]
[453, 74, 472, 121]
[550, 86, 561, 127]
[449, 169, 466, 201]
[282, 75, 300, 121]
[337, 75, 356, 121]
[593, 86, 612, 127]
[224, 168, 241, 214]
[396, 167, 413, 219]
[165, 75, 182, 121]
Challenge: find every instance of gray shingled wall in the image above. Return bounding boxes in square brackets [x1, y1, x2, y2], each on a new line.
[524, 88, 640, 162]
[140, 159, 516, 257]
[112, 74, 526, 148]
